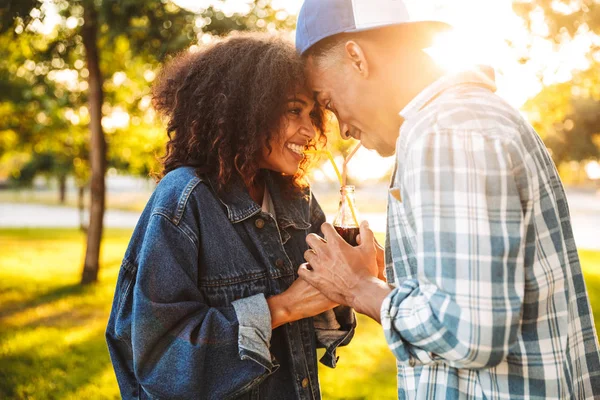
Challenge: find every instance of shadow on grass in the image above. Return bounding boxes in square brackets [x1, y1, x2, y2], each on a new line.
[0, 284, 86, 320]
[0, 327, 116, 400]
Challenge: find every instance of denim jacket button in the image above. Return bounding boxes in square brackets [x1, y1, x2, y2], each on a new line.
[255, 218, 265, 229]
[301, 377, 309, 388]
[275, 259, 285, 269]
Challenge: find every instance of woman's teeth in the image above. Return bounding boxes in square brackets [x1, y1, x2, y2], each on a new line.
[287, 143, 304, 156]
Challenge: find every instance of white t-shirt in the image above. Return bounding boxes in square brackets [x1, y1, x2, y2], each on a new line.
[261, 186, 275, 218]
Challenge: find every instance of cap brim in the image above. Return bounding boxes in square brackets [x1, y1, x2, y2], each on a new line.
[345, 20, 453, 48]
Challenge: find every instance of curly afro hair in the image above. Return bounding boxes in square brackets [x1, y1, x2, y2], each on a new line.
[152, 32, 327, 193]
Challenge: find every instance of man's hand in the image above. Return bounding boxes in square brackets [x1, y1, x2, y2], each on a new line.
[357, 232, 386, 282]
[299, 221, 392, 322]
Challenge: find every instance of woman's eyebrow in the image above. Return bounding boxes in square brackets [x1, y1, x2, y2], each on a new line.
[287, 98, 308, 105]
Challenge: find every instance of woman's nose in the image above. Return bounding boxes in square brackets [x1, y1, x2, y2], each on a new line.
[300, 117, 317, 140]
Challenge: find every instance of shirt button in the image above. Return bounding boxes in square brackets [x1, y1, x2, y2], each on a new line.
[275, 259, 285, 269]
[301, 378, 309, 388]
[255, 218, 265, 229]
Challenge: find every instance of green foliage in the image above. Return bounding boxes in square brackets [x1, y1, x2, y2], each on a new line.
[513, 0, 600, 40]
[0, 0, 40, 34]
[0, 228, 598, 399]
[0, 0, 200, 184]
[514, 0, 600, 166]
[0, 0, 304, 184]
[523, 67, 600, 164]
[201, 2, 297, 35]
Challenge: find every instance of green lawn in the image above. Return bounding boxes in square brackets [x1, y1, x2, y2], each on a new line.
[0, 228, 599, 400]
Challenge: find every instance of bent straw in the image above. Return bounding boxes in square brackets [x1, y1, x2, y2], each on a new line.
[304, 149, 343, 186]
[342, 143, 361, 226]
[304, 148, 360, 227]
[342, 143, 362, 187]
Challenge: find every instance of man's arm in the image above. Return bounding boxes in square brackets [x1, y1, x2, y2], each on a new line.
[379, 130, 527, 369]
[301, 130, 528, 370]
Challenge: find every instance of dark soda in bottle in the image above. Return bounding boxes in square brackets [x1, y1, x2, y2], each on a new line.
[333, 185, 360, 246]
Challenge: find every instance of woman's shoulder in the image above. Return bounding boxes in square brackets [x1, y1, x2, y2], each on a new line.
[158, 166, 202, 187]
[147, 167, 215, 224]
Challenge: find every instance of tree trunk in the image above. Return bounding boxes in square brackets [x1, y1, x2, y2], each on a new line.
[78, 185, 88, 233]
[80, 3, 106, 285]
[58, 175, 67, 204]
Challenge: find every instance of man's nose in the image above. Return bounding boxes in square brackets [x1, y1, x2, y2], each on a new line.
[339, 121, 352, 140]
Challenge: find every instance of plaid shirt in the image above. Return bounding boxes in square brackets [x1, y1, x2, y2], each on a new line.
[381, 68, 600, 399]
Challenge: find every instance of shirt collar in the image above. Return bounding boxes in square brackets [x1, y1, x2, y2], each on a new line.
[207, 170, 309, 228]
[399, 66, 497, 121]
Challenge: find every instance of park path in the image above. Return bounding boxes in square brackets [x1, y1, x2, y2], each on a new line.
[0, 188, 598, 250]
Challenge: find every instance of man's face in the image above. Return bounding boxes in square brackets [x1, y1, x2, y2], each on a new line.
[305, 54, 399, 157]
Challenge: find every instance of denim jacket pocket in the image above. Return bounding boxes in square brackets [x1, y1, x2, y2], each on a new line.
[278, 218, 311, 246]
[113, 259, 137, 341]
[198, 270, 271, 308]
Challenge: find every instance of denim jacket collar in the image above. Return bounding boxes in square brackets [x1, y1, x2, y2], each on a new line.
[265, 172, 311, 230]
[207, 170, 310, 229]
[207, 175, 261, 224]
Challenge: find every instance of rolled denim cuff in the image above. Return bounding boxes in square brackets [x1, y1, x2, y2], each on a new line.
[315, 306, 356, 368]
[232, 294, 274, 371]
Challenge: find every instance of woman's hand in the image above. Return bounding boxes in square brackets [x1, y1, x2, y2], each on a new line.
[267, 277, 338, 329]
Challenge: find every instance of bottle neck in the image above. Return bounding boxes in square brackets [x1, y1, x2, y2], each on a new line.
[340, 185, 355, 199]
[334, 185, 359, 228]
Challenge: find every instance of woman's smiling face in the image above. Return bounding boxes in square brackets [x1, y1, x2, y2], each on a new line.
[259, 90, 318, 176]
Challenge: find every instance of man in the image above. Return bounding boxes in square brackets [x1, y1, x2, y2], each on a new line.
[295, 0, 600, 398]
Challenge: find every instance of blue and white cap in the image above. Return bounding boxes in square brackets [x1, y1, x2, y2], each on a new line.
[295, 0, 451, 55]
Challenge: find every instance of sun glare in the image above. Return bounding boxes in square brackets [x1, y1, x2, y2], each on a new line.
[426, 30, 489, 73]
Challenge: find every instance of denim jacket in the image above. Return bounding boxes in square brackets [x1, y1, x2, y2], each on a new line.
[106, 167, 355, 400]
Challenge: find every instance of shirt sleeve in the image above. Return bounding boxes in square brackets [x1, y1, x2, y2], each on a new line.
[308, 191, 356, 368]
[131, 214, 276, 399]
[381, 130, 528, 370]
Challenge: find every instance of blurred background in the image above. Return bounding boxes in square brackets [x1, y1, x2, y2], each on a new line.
[0, 0, 599, 399]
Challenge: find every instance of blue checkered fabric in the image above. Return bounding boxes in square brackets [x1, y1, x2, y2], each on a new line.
[381, 68, 600, 399]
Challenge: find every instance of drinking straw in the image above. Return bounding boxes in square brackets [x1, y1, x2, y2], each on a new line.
[342, 143, 361, 186]
[304, 149, 343, 186]
[342, 143, 361, 225]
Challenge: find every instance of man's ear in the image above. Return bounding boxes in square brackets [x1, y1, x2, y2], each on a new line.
[344, 41, 369, 78]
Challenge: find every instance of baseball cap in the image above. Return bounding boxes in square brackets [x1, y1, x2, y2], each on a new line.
[295, 0, 452, 55]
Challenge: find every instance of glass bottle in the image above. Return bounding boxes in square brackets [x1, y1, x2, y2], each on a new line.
[333, 185, 360, 246]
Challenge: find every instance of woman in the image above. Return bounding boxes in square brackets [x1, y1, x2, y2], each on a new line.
[105, 34, 355, 400]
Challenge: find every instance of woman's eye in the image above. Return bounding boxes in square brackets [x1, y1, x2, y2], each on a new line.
[325, 101, 334, 111]
[288, 108, 302, 115]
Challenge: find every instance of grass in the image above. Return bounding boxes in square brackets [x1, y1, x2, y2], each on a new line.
[0, 229, 598, 400]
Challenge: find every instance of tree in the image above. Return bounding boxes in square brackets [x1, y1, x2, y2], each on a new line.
[0, 0, 303, 284]
[1, 0, 198, 284]
[513, 0, 600, 40]
[514, 0, 600, 166]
